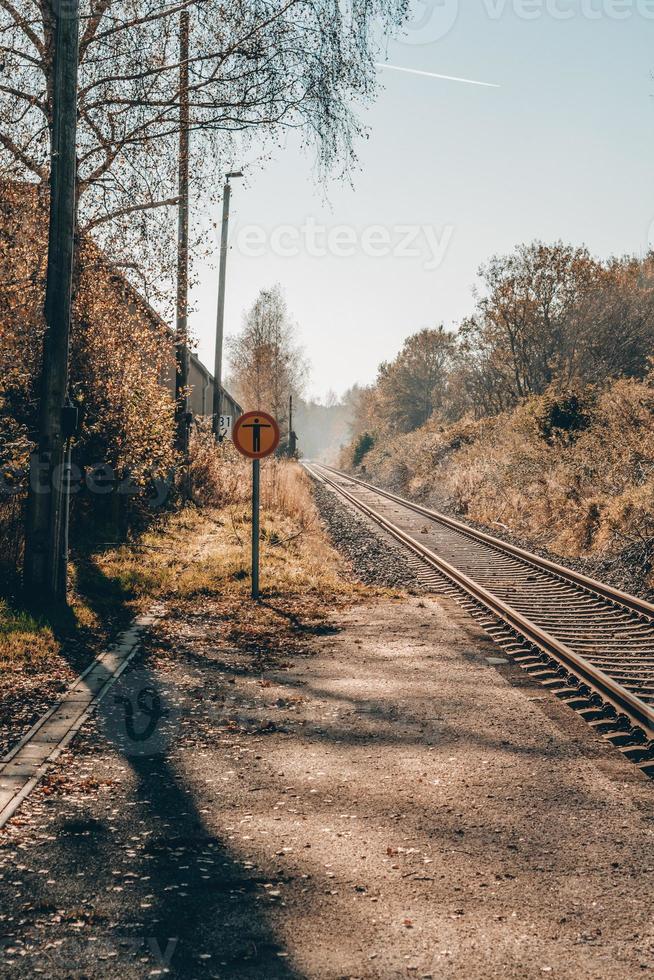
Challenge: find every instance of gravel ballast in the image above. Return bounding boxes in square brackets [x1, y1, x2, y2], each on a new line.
[312, 479, 422, 592]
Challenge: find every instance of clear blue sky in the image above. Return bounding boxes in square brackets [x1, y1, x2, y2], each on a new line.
[189, 3, 654, 400]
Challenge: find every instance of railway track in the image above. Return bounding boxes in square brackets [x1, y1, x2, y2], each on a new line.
[306, 462, 654, 777]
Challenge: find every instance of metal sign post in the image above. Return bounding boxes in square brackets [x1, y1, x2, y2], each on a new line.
[231, 411, 281, 600]
[251, 459, 260, 598]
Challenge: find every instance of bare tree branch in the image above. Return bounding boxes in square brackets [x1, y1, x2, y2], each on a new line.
[0, 127, 43, 176]
[0, 0, 42, 53]
[82, 194, 179, 231]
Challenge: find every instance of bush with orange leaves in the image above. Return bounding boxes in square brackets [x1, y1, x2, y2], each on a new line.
[0, 182, 177, 583]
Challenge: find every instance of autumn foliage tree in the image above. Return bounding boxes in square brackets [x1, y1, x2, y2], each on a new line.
[227, 284, 307, 438]
[1, 182, 175, 476]
[373, 327, 456, 434]
[0, 0, 408, 296]
[457, 242, 654, 416]
[0, 182, 176, 581]
[348, 241, 654, 449]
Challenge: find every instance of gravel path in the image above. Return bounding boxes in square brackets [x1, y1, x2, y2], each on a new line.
[312, 481, 422, 592]
[0, 593, 653, 978]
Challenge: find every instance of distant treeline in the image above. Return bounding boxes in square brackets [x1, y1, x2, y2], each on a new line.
[341, 241, 654, 577]
[348, 241, 654, 444]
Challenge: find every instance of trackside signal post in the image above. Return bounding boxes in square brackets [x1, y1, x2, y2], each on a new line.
[232, 412, 280, 599]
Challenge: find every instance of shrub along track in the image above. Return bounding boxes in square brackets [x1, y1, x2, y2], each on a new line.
[306, 462, 654, 778]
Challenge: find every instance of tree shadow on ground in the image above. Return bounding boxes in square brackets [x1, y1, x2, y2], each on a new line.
[0, 609, 305, 978]
[2, 565, 644, 978]
[0, 544, 149, 759]
[259, 599, 341, 636]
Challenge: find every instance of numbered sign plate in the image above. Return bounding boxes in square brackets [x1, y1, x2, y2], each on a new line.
[219, 415, 233, 441]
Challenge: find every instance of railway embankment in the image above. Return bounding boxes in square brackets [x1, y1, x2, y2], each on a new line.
[343, 379, 654, 603]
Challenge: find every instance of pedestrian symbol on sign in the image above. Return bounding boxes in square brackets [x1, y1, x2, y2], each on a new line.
[242, 417, 271, 454]
[232, 411, 280, 460]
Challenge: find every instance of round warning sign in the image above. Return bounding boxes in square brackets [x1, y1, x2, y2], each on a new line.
[232, 411, 280, 460]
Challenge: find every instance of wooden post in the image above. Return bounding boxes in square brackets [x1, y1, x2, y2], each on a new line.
[175, 10, 191, 481]
[23, 0, 80, 601]
[251, 459, 260, 599]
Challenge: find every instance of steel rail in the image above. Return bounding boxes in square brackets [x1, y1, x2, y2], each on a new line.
[317, 464, 654, 620]
[307, 463, 654, 739]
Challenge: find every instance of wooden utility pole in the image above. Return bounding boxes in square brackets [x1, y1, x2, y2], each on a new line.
[23, 0, 80, 601]
[175, 9, 191, 475]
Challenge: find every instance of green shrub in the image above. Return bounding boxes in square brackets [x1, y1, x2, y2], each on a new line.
[352, 433, 375, 467]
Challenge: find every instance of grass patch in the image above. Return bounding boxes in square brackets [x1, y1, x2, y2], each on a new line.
[0, 600, 57, 672]
[0, 461, 368, 683]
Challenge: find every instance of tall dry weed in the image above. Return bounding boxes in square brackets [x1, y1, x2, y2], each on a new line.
[261, 459, 319, 531]
[349, 375, 654, 573]
[189, 427, 317, 529]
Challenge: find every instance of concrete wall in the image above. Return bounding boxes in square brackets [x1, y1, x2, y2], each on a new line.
[188, 354, 242, 420]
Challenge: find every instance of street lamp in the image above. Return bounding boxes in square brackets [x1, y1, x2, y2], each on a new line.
[213, 170, 243, 436]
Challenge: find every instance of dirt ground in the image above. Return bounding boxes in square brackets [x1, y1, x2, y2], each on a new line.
[1, 592, 653, 979]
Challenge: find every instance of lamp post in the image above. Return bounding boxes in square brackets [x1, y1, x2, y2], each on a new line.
[213, 171, 243, 437]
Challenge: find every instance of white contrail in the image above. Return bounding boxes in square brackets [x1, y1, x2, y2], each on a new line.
[375, 62, 500, 89]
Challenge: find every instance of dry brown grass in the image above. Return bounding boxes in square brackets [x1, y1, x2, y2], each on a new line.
[0, 459, 362, 680]
[0, 601, 58, 673]
[349, 375, 654, 579]
[189, 426, 320, 528]
[261, 457, 320, 529]
[97, 459, 350, 600]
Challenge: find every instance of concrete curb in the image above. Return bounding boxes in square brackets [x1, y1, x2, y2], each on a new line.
[0, 605, 164, 829]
